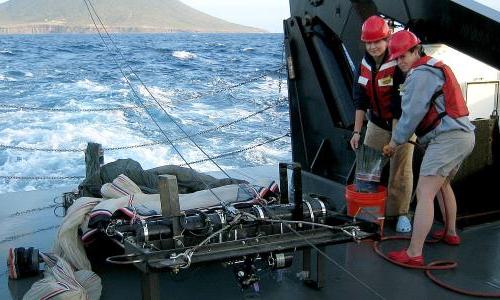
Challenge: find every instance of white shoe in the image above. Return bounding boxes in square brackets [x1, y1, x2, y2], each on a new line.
[396, 215, 412, 233]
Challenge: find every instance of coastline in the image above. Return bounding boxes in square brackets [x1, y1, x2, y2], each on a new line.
[0, 24, 267, 34]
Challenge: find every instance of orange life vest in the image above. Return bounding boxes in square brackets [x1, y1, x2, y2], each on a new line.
[357, 57, 398, 120]
[411, 56, 469, 136]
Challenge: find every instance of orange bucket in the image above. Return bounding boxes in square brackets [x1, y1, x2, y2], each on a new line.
[345, 184, 386, 217]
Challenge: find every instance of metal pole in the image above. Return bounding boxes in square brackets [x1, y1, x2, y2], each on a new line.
[279, 162, 289, 204]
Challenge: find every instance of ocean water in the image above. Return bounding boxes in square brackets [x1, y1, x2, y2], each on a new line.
[0, 33, 290, 194]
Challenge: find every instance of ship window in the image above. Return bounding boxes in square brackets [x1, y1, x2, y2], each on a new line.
[424, 44, 499, 120]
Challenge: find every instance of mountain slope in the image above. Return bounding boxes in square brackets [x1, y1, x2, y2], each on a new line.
[0, 0, 264, 33]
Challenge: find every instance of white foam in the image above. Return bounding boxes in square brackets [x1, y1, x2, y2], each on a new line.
[117, 88, 130, 97]
[172, 50, 197, 60]
[257, 76, 285, 93]
[76, 79, 111, 93]
[0, 74, 16, 81]
[190, 103, 212, 110]
[0, 109, 162, 193]
[0, 35, 292, 194]
[243, 143, 291, 165]
[138, 85, 174, 105]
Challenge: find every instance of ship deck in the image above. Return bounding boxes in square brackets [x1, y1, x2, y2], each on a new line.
[1, 165, 499, 299]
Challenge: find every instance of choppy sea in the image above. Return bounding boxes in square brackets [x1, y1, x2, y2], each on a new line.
[0, 33, 290, 194]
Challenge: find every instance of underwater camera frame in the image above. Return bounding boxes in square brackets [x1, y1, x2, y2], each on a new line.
[103, 163, 379, 299]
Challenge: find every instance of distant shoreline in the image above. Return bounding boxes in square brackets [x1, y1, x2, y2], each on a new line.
[0, 0, 271, 35]
[0, 31, 278, 35]
[0, 25, 267, 34]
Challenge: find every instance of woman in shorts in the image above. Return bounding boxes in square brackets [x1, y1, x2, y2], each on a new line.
[382, 30, 475, 265]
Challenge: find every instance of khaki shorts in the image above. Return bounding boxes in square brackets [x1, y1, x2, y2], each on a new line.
[420, 130, 475, 177]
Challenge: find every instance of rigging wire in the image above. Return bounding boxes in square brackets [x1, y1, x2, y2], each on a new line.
[84, 0, 240, 180]
[84, 0, 258, 214]
[283, 222, 385, 299]
[78, 5, 369, 295]
[75, 5, 384, 298]
[0, 175, 85, 180]
[0, 100, 287, 153]
[255, 199, 386, 299]
[5, 16, 369, 295]
[249, 211, 386, 299]
[0, 5, 377, 297]
[0, 225, 60, 245]
[83, 0, 287, 177]
[0, 132, 289, 181]
[180, 132, 290, 166]
[3, 8, 380, 298]
[82, 0, 288, 212]
[0, 103, 151, 112]
[225, 45, 371, 291]
[0, 66, 285, 113]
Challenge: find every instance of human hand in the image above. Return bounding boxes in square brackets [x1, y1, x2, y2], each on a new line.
[383, 141, 397, 157]
[350, 132, 361, 150]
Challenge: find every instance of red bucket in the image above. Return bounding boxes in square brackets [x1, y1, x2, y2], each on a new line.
[345, 184, 386, 217]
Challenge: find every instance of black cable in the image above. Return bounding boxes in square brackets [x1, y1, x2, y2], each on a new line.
[258, 204, 386, 299]
[85, 0, 236, 180]
[82, 0, 239, 212]
[80, 6, 378, 297]
[83, 0, 284, 213]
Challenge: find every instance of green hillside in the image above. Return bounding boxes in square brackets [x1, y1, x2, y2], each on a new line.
[0, 0, 264, 33]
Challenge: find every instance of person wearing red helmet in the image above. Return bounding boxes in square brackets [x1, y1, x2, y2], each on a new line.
[383, 30, 475, 265]
[351, 15, 414, 233]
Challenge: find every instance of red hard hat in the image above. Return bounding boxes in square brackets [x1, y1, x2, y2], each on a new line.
[388, 30, 421, 60]
[361, 16, 390, 42]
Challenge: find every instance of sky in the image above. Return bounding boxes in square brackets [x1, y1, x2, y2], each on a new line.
[0, 0, 498, 33]
[0, 0, 290, 33]
[178, 0, 499, 32]
[179, 0, 290, 33]
[475, 0, 500, 10]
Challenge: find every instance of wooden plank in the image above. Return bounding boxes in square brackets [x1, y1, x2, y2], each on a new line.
[84, 142, 103, 179]
[159, 175, 182, 238]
